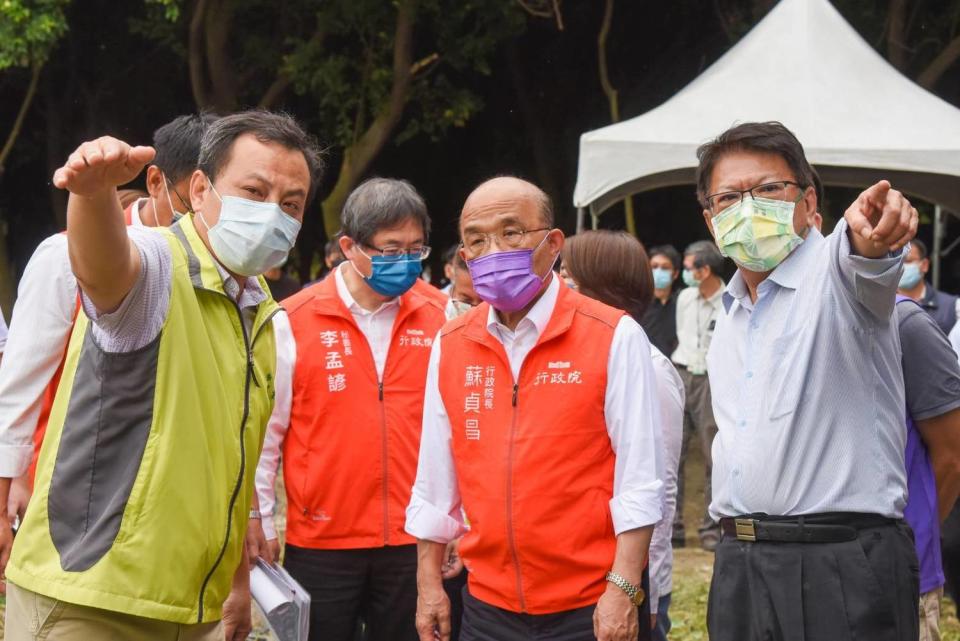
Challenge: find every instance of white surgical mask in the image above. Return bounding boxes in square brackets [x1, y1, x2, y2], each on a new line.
[198, 179, 302, 277]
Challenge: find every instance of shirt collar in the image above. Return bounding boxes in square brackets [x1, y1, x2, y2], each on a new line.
[334, 262, 401, 315]
[130, 198, 148, 228]
[721, 227, 823, 312]
[486, 272, 559, 339]
[210, 260, 268, 309]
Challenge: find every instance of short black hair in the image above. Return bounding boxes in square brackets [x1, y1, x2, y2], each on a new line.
[912, 238, 928, 259]
[647, 244, 682, 272]
[443, 245, 459, 265]
[340, 178, 431, 247]
[197, 109, 324, 205]
[685, 240, 725, 275]
[152, 113, 220, 184]
[325, 235, 342, 258]
[696, 121, 816, 209]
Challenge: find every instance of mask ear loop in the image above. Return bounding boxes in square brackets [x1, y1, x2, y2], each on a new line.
[197, 177, 222, 232]
[533, 230, 560, 282]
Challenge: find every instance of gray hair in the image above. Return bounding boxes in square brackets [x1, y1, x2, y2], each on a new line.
[341, 178, 431, 247]
[685, 240, 725, 275]
[197, 109, 324, 205]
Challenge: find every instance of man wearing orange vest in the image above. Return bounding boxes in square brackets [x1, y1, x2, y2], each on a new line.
[0, 113, 217, 539]
[407, 176, 664, 641]
[255, 177, 446, 641]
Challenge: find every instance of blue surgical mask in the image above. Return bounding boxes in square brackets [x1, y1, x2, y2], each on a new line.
[899, 262, 923, 290]
[682, 269, 701, 288]
[355, 249, 422, 298]
[199, 180, 302, 277]
[652, 268, 673, 290]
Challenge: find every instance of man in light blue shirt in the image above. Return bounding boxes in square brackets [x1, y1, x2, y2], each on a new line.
[700, 122, 919, 641]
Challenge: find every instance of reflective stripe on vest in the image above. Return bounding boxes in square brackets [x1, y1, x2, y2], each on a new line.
[282, 275, 446, 549]
[7, 216, 280, 624]
[438, 284, 623, 614]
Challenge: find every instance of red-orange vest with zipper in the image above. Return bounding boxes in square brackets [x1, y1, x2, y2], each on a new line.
[282, 275, 446, 549]
[438, 284, 624, 614]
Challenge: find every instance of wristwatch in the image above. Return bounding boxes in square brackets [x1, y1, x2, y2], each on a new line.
[605, 571, 645, 606]
[249, 509, 262, 520]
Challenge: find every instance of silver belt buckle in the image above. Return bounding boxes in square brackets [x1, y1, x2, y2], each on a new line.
[734, 518, 757, 542]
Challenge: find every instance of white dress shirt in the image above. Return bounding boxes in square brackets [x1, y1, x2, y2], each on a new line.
[0, 234, 77, 477]
[671, 282, 724, 374]
[707, 221, 907, 520]
[256, 265, 402, 539]
[647, 347, 684, 614]
[405, 275, 664, 546]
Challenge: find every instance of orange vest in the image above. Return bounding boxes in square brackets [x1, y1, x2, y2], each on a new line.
[438, 284, 623, 614]
[282, 275, 446, 549]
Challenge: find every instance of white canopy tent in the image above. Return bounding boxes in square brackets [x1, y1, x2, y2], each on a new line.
[573, 0, 960, 282]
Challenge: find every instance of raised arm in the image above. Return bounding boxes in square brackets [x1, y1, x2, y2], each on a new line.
[53, 137, 155, 313]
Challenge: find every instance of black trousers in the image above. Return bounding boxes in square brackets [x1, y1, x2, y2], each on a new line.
[707, 521, 920, 641]
[283, 543, 419, 641]
[460, 572, 651, 641]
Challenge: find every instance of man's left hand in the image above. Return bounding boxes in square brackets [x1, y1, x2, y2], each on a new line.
[593, 585, 639, 641]
[844, 180, 918, 257]
[245, 518, 271, 566]
[221, 585, 252, 641]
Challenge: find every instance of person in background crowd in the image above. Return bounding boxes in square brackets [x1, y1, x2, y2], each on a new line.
[325, 236, 346, 275]
[0, 112, 217, 534]
[263, 263, 301, 301]
[561, 230, 684, 641]
[117, 189, 149, 210]
[671, 240, 725, 551]
[641, 245, 681, 356]
[445, 250, 482, 320]
[898, 238, 960, 336]
[408, 176, 663, 641]
[255, 178, 446, 641]
[3, 109, 321, 641]
[700, 121, 919, 641]
[441, 245, 459, 295]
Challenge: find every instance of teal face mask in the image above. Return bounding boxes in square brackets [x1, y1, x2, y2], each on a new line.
[899, 262, 922, 289]
[682, 269, 701, 288]
[711, 196, 803, 273]
[652, 268, 673, 290]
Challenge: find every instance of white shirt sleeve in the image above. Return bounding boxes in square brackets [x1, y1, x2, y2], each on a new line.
[646, 348, 685, 613]
[950, 321, 960, 364]
[606, 316, 665, 535]
[0, 309, 8, 354]
[404, 331, 468, 544]
[256, 311, 295, 541]
[0, 234, 78, 477]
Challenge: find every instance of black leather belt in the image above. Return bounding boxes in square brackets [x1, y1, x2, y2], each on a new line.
[719, 513, 895, 543]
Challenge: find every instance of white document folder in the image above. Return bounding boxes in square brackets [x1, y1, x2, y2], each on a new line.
[251, 559, 311, 641]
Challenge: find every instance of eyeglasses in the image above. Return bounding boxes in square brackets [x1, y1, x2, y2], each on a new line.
[705, 180, 803, 214]
[460, 227, 550, 259]
[363, 243, 431, 261]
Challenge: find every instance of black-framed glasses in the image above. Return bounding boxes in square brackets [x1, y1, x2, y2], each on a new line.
[362, 243, 431, 261]
[460, 227, 550, 258]
[706, 181, 803, 214]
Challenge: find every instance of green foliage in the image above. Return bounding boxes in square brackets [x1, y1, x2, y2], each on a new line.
[0, 0, 71, 69]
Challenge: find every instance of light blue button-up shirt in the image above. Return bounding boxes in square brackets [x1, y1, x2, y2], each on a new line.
[707, 220, 907, 520]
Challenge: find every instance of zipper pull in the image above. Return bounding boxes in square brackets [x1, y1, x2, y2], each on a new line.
[249, 352, 261, 387]
[512, 384, 519, 407]
[378, 381, 384, 401]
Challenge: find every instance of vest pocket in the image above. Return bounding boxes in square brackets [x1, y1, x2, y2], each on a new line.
[48, 329, 160, 572]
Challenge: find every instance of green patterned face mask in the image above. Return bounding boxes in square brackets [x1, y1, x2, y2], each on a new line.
[711, 196, 804, 272]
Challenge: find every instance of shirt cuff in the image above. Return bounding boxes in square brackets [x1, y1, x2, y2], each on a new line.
[0, 445, 34, 478]
[838, 219, 904, 275]
[404, 494, 467, 544]
[609, 481, 663, 535]
[262, 515, 278, 541]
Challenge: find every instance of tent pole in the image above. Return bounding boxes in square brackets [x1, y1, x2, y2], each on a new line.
[933, 204, 943, 289]
[576, 207, 585, 234]
[590, 204, 599, 230]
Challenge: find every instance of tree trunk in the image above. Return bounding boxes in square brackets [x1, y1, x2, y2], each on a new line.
[0, 64, 42, 178]
[887, 0, 909, 71]
[917, 34, 960, 89]
[320, 0, 418, 237]
[597, 0, 636, 236]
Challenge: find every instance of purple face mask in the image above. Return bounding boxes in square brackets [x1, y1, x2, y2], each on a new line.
[466, 236, 555, 313]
